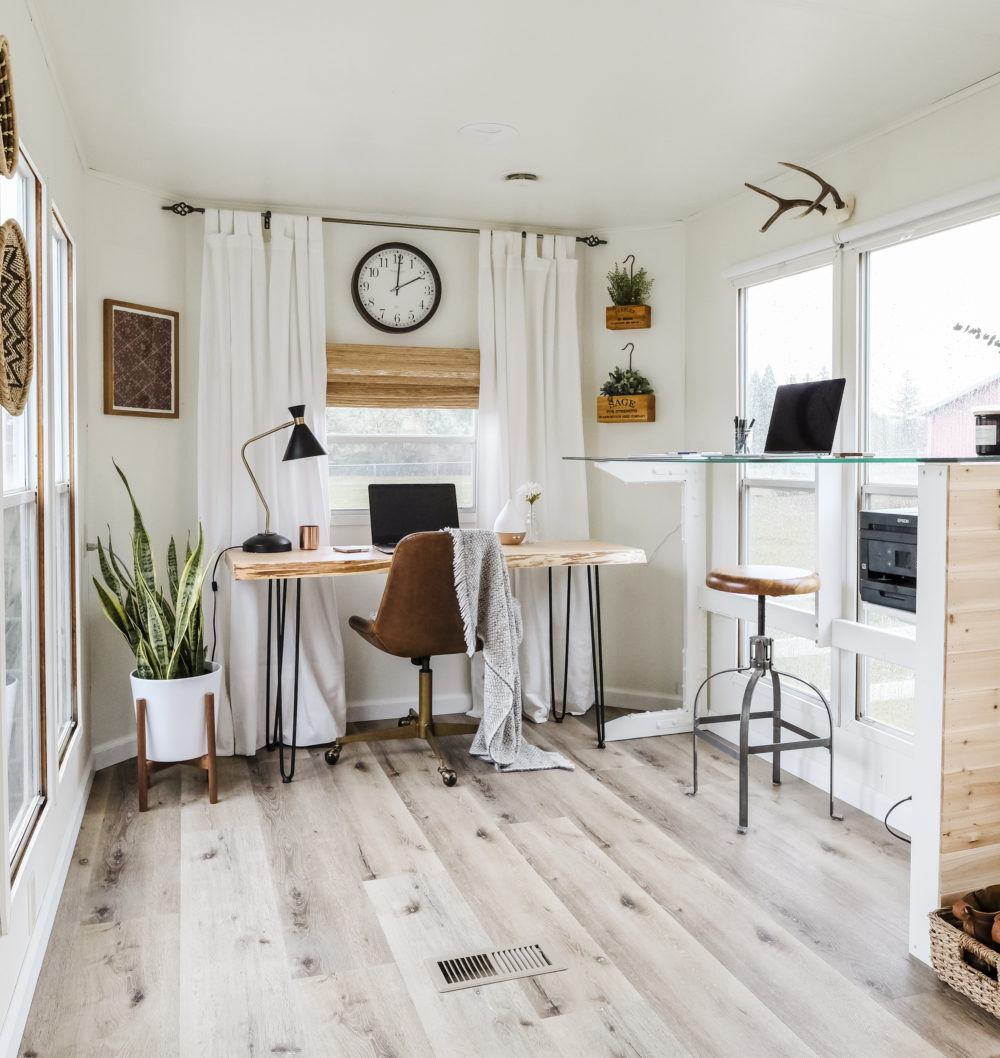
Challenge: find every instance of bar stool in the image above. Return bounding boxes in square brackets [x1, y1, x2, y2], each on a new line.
[688, 564, 842, 834]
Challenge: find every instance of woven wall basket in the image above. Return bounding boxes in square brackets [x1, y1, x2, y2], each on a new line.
[0, 219, 33, 416]
[0, 37, 18, 179]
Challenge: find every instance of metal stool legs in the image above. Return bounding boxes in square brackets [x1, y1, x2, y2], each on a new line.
[688, 595, 842, 833]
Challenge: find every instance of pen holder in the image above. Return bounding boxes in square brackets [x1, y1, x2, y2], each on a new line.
[299, 525, 319, 550]
[734, 426, 751, 455]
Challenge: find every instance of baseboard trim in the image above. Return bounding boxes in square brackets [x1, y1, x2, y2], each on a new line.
[0, 761, 95, 1058]
[347, 692, 474, 724]
[604, 687, 682, 713]
[91, 733, 137, 772]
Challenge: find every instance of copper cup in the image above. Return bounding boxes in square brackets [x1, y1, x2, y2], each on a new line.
[299, 525, 319, 550]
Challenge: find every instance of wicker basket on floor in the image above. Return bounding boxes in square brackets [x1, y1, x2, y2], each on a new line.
[929, 909, 1000, 1018]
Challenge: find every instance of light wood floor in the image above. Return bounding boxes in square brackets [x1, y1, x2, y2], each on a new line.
[18, 712, 1000, 1057]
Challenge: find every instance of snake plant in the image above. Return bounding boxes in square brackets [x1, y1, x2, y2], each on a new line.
[93, 463, 211, 680]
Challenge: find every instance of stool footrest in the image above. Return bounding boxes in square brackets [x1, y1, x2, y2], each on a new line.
[696, 710, 775, 725]
[747, 736, 830, 755]
[693, 726, 740, 761]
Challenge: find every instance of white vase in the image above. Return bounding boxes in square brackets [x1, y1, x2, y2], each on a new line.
[493, 497, 526, 545]
[131, 661, 222, 762]
[525, 503, 539, 543]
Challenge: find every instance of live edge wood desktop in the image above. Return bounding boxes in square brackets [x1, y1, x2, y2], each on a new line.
[569, 453, 1000, 965]
[227, 539, 646, 780]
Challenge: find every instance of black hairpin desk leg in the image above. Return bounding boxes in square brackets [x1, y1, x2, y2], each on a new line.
[547, 564, 607, 748]
[587, 566, 606, 748]
[548, 568, 573, 722]
[266, 576, 302, 783]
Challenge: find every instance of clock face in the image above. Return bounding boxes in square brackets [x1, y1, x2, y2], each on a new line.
[351, 242, 441, 333]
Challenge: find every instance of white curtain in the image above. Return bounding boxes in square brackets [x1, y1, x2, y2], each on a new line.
[477, 230, 593, 720]
[197, 210, 346, 754]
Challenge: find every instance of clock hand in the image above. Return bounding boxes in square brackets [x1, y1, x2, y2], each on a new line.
[393, 257, 402, 295]
[393, 274, 425, 292]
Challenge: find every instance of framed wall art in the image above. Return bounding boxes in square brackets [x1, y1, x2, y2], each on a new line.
[103, 299, 179, 418]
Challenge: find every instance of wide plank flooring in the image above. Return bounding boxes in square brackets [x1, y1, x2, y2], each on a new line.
[19, 713, 1000, 1057]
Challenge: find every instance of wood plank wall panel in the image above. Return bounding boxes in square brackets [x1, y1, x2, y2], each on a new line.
[940, 465, 1000, 900]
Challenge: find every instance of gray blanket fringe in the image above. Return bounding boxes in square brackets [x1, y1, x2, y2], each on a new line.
[447, 528, 573, 773]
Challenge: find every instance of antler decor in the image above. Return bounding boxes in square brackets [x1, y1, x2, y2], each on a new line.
[745, 162, 855, 233]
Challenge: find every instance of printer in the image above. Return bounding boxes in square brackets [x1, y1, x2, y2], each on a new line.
[859, 509, 917, 613]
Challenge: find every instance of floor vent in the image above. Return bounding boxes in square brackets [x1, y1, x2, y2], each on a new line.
[427, 942, 567, 993]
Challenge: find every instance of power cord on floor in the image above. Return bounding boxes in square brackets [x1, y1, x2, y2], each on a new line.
[884, 795, 912, 844]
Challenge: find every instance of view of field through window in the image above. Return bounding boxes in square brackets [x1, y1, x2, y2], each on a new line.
[326, 407, 476, 511]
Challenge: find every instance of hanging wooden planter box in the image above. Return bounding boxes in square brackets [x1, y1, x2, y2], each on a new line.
[606, 305, 651, 330]
[597, 394, 655, 423]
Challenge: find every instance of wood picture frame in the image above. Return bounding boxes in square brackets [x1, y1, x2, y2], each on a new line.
[103, 299, 179, 418]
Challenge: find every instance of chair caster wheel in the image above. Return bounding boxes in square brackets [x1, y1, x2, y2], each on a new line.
[324, 744, 342, 765]
[440, 769, 457, 787]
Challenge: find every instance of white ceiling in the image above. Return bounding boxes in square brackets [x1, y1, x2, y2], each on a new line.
[28, 0, 1000, 230]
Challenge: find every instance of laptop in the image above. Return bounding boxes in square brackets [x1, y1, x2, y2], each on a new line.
[763, 378, 846, 455]
[368, 483, 460, 553]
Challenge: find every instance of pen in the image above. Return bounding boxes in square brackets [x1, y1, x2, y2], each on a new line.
[748, 418, 755, 430]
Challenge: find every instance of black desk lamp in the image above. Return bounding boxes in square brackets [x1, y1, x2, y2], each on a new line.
[241, 404, 326, 552]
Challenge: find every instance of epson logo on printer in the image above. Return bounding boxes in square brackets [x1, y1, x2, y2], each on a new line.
[896, 517, 911, 525]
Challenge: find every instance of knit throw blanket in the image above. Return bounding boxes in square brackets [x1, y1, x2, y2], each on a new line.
[447, 529, 573, 773]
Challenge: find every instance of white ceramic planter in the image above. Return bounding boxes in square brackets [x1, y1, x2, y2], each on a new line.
[131, 662, 222, 762]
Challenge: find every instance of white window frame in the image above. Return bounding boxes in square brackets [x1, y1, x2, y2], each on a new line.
[48, 207, 78, 761]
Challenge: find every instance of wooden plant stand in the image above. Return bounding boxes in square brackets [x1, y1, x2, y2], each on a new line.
[135, 693, 218, 811]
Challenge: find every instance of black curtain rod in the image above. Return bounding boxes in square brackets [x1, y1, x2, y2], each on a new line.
[161, 201, 607, 246]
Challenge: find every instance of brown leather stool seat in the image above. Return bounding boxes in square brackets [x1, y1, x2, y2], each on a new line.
[689, 563, 841, 833]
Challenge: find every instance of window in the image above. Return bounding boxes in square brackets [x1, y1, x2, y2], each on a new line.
[1, 160, 44, 867]
[740, 264, 833, 696]
[326, 342, 479, 512]
[327, 407, 476, 511]
[855, 212, 1000, 733]
[50, 211, 76, 755]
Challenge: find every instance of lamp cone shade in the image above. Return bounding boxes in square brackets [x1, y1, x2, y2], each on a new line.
[282, 404, 326, 461]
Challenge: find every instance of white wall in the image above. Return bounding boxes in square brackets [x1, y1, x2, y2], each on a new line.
[83, 175, 191, 756]
[0, 5, 92, 1053]
[579, 226, 688, 710]
[683, 80, 1000, 819]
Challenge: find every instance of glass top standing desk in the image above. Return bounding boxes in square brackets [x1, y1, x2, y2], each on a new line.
[567, 453, 1000, 964]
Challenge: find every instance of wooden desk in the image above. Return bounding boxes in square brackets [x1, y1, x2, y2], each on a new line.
[227, 540, 646, 580]
[227, 539, 646, 779]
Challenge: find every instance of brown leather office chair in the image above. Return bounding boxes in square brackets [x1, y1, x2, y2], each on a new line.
[323, 531, 480, 786]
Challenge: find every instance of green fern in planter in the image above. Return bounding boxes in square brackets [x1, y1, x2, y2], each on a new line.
[601, 343, 654, 396]
[93, 463, 211, 680]
[601, 366, 653, 396]
[606, 254, 654, 306]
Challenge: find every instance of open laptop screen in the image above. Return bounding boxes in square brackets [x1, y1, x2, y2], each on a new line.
[763, 378, 846, 454]
[368, 483, 460, 549]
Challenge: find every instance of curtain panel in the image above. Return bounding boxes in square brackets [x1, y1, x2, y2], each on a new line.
[197, 210, 346, 754]
[477, 230, 593, 719]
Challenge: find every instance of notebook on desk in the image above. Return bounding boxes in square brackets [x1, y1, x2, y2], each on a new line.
[368, 483, 460, 553]
[763, 378, 846, 455]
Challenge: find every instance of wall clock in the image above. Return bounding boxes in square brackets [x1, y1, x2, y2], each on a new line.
[351, 242, 441, 333]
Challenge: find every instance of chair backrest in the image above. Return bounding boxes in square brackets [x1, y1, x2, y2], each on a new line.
[366, 531, 468, 659]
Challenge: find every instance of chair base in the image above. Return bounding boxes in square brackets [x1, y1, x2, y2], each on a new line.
[688, 632, 842, 833]
[324, 662, 478, 786]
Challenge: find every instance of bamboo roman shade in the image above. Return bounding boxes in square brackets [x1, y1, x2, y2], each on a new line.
[326, 342, 480, 409]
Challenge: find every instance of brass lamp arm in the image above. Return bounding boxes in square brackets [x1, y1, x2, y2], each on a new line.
[240, 419, 294, 534]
